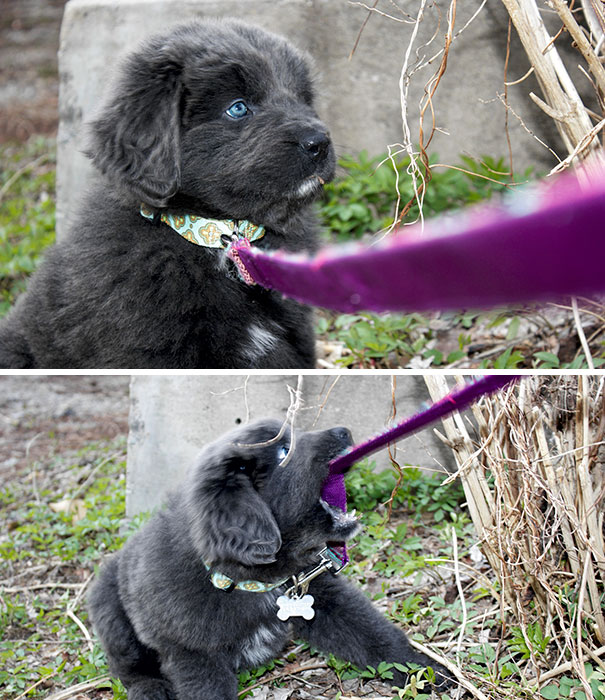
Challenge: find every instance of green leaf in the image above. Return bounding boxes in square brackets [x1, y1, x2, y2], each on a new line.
[424, 348, 443, 365]
[446, 350, 466, 364]
[540, 684, 560, 698]
[506, 316, 520, 340]
[494, 347, 524, 369]
[534, 351, 560, 368]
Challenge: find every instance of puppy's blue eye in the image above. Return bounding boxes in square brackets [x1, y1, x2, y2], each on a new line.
[226, 100, 249, 119]
[277, 445, 289, 462]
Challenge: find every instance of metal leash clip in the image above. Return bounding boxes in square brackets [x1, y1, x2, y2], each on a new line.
[286, 547, 347, 599]
[220, 222, 243, 249]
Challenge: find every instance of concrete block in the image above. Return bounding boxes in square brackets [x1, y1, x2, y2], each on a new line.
[56, 0, 585, 238]
[126, 375, 454, 516]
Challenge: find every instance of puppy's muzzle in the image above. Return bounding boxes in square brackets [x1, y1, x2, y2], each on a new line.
[327, 426, 354, 461]
[299, 130, 331, 163]
[328, 426, 353, 445]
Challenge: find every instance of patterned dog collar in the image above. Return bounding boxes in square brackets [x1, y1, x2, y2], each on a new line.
[203, 562, 289, 593]
[203, 546, 346, 595]
[140, 204, 265, 248]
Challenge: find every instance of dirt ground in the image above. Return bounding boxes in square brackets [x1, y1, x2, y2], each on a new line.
[0, 0, 66, 143]
[0, 376, 130, 487]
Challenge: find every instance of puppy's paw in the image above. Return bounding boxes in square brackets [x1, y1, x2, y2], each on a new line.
[128, 678, 176, 700]
[431, 662, 456, 690]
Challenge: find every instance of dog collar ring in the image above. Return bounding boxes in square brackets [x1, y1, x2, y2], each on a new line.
[220, 221, 245, 248]
[220, 231, 238, 248]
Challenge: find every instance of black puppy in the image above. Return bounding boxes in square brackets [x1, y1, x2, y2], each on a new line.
[88, 420, 450, 699]
[0, 20, 334, 368]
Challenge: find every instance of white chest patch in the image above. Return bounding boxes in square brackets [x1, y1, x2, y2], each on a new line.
[241, 324, 280, 364]
[238, 625, 282, 669]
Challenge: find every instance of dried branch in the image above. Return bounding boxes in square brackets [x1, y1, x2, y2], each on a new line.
[236, 375, 304, 467]
[451, 526, 468, 662]
[408, 638, 491, 700]
[501, 0, 596, 156]
[548, 0, 605, 97]
[426, 375, 605, 695]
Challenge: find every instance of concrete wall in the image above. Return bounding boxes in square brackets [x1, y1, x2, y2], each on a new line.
[126, 374, 454, 516]
[56, 0, 588, 238]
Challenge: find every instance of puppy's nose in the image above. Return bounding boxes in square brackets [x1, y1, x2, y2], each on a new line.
[329, 426, 353, 444]
[300, 130, 331, 161]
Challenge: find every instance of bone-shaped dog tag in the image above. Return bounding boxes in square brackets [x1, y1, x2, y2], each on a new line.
[276, 594, 315, 621]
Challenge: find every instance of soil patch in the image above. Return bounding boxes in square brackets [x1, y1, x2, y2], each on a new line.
[0, 0, 66, 142]
[0, 376, 130, 484]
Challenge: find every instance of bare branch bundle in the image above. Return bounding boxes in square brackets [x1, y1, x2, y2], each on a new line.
[426, 375, 605, 688]
[501, 0, 597, 158]
[352, 0, 488, 234]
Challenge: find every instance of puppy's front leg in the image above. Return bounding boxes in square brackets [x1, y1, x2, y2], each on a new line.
[160, 646, 238, 700]
[291, 575, 451, 689]
[0, 312, 35, 369]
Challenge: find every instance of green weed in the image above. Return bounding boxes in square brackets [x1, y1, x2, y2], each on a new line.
[508, 623, 551, 661]
[0, 137, 56, 317]
[540, 664, 605, 699]
[319, 151, 514, 242]
[346, 459, 465, 524]
[0, 443, 135, 698]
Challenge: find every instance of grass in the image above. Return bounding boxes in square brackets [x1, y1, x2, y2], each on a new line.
[319, 151, 514, 242]
[0, 137, 56, 317]
[0, 440, 129, 699]
[318, 306, 605, 369]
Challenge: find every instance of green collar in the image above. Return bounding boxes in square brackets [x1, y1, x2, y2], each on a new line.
[203, 562, 289, 593]
[140, 204, 265, 248]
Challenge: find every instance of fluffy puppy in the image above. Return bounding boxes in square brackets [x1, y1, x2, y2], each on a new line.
[88, 419, 451, 700]
[0, 20, 334, 368]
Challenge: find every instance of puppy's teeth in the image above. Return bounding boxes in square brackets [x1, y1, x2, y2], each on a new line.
[318, 177, 325, 185]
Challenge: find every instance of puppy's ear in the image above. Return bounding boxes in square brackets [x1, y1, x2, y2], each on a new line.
[205, 484, 282, 566]
[189, 461, 282, 566]
[86, 40, 183, 206]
